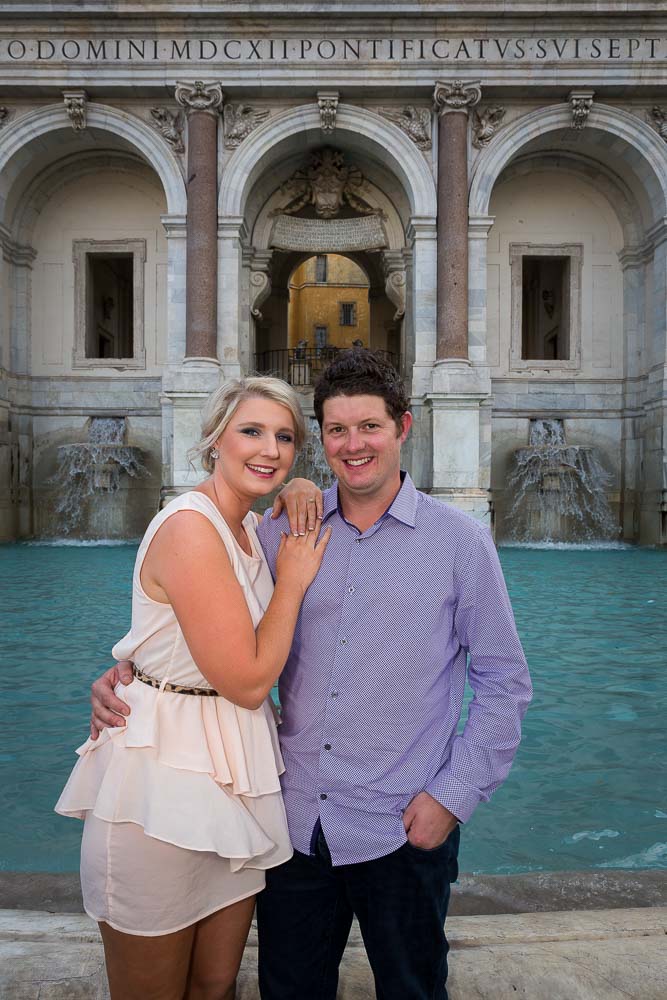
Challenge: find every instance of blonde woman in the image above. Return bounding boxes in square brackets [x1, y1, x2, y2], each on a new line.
[56, 377, 330, 1000]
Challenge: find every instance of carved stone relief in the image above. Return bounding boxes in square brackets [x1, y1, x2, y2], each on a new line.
[378, 106, 432, 150]
[0, 107, 10, 129]
[472, 106, 506, 148]
[149, 107, 185, 153]
[224, 105, 270, 148]
[569, 90, 594, 130]
[648, 106, 667, 141]
[63, 90, 87, 131]
[317, 90, 339, 132]
[277, 148, 376, 219]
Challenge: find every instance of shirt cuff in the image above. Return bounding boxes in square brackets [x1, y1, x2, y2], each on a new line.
[425, 773, 483, 825]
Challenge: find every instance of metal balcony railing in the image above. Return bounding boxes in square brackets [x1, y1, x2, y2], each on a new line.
[253, 347, 400, 386]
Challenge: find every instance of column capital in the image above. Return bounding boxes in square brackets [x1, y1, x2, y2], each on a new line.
[468, 214, 496, 240]
[433, 79, 481, 117]
[175, 80, 224, 116]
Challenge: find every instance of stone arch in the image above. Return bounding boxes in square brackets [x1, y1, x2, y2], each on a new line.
[0, 102, 186, 220]
[491, 150, 643, 247]
[11, 150, 164, 246]
[470, 102, 667, 227]
[219, 102, 437, 221]
[218, 102, 435, 387]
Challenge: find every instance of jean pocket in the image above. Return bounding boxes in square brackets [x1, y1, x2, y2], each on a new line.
[404, 831, 453, 855]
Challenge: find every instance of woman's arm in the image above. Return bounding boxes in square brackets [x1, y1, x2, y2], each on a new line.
[142, 510, 329, 710]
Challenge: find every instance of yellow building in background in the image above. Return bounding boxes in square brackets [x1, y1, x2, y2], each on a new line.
[288, 254, 370, 351]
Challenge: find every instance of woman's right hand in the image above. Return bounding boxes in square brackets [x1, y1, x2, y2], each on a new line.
[275, 524, 332, 595]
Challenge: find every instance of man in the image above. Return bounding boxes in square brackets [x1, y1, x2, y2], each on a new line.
[91, 350, 531, 999]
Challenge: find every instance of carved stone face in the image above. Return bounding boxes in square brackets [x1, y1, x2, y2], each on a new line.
[310, 165, 346, 217]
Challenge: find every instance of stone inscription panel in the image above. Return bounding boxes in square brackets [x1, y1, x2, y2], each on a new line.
[1, 36, 667, 64]
[271, 215, 387, 252]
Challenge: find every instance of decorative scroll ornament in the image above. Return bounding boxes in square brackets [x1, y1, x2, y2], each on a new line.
[175, 80, 224, 115]
[277, 148, 376, 219]
[250, 269, 271, 320]
[150, 107, 185, 153]
[224, 105, 270, 148]
[378, 106, 432, 150]
[472, 106, 506, 148]
[385, 270, 406, 321]
[317, 91, 339, 132]
[569, 90, 594, 130]
[648, 106, 667, 142]
[63, 90, 87, 131]
[433, 79, 482, 115]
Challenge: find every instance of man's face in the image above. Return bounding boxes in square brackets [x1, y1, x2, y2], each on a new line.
[321, 394, 412, 501]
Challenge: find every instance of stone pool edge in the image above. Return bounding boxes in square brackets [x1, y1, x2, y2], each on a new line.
[3, 905, 667, 999]
[2, 869, 667, 915]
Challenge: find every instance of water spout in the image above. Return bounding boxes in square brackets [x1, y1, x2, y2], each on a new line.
[49, 417, 148, 535]
[507, 419, 617, 542]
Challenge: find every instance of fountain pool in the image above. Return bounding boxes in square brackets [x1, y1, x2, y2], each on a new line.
[1, 541, 666, 875]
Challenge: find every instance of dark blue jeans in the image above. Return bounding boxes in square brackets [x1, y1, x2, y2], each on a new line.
[256, 824, 460, 1000]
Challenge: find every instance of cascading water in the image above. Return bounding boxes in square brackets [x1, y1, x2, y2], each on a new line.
[507, 419, 618, 542]
[292, 418, 334, 490]
[49, 417, 148, 535]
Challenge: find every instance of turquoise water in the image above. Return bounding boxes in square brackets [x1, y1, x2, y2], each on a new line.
[1, 542, 666, 874]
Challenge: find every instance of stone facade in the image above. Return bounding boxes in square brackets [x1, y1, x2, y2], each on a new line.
[0, 2, 665, 543]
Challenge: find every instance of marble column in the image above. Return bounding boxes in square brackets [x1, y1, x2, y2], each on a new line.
[175, 80, 223, 362]
[432, 80, 481, 361]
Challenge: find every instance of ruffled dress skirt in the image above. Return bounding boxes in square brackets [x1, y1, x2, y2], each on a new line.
[55, 678, 292, 936]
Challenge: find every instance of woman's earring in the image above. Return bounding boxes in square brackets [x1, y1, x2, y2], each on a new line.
[210, 447, 220, 460]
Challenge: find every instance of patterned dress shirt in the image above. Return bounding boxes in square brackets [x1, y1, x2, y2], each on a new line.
[257, 472, 532, 866]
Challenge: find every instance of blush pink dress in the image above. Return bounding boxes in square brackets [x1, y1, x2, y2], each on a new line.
[56, 492, 292, 936]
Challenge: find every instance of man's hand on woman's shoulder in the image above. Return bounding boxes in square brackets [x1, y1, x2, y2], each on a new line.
[90, 660, 133, 740]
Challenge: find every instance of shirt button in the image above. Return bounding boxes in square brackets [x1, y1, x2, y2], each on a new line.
[324, 743, 331, 751]
[356, 538, 361, 544]
[348, 586, 355, 594]
[340, 637, 347, 645]
[320, 793, 328, 800]
[331, 691, 338, 699]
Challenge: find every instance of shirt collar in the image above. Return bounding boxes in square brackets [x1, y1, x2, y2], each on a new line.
[321, 471, 418, 529]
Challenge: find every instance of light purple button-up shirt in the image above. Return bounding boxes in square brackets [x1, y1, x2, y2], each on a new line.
[257, 473, 532, 866]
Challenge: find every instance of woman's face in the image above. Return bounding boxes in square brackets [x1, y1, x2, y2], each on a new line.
[215, 397, 297, 498]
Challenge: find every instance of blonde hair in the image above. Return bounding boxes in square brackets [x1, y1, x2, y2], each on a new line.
[189, 376, 306, 474]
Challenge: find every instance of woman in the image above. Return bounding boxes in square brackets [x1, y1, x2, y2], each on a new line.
[56, 377, 330, 1000]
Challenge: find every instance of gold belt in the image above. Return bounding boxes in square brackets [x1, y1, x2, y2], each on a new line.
[132, 664, 220, 697]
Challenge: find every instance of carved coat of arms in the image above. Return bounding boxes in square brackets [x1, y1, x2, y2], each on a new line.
[279, 148, 375, 218]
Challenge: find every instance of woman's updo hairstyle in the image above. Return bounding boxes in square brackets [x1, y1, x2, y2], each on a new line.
[189, 376, 306, 474]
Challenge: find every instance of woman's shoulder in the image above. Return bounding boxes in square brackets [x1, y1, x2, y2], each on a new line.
[141, 491, 229, 545]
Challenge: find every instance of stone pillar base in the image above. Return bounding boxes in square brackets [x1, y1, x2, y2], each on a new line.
[426, 361, 493, 529]
[161, 364, 223, 494]
[428, 487, 493, 526]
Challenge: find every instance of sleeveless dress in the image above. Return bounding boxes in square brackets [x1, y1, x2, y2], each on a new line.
[55, 491, 292, 936]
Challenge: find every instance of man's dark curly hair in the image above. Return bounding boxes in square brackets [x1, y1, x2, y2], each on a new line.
[313, 349, 410, 432]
